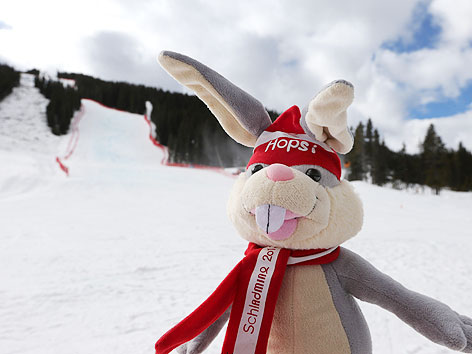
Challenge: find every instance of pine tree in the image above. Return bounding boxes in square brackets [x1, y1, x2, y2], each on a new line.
[371, 129, 388, 185]
[421, 124, 447, 194]
[346, 122, 366, 181]
[364, 118, 374, 176]
[0, 64, 20, 101]
[453, 142, 472, 191]
[392, 143, 407, 186]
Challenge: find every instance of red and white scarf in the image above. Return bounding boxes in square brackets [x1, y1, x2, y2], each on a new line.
[155, 243, 340, 354]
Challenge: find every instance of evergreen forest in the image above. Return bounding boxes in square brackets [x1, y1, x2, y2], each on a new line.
[2, 67, 470, 193]
[56, 72, 274, 167]
[34, 76, 81, 135]
[344, 119, 472, 193]
[0, 64, 20, 102]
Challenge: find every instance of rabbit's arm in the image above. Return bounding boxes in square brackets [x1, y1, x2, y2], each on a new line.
[176, 307, 231, 354]
[332, 248, 472, 353]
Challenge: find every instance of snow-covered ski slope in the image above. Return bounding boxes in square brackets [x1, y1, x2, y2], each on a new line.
[1, 74, 471, 354]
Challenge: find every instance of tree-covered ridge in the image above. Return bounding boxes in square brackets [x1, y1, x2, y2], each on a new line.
[34, 76, 81, 135]
[57, 72, 266, 167]
[0, 64, 20, 102]
[25, 71, 471, 191]
[344, 119, 472, 193]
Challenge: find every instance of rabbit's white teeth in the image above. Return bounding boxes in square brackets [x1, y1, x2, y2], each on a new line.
[255, 204, 286, 234]
[254, 205, 301, 241]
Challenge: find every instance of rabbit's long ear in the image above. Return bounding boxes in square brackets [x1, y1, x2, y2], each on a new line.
[158, 51, 272, 147]
[301, 80, 354, 154]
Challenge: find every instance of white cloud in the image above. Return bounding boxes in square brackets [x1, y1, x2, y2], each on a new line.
[398, 111, 472, 153]
[430, 0, 472, 47]
[373, 46, 472, 112]
[81, 31, 183, 92]
[0, 0, 471, 153]
[359, 0, 472, 152]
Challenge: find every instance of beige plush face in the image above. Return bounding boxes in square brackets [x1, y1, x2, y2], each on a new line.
[227, 165, 364, 250]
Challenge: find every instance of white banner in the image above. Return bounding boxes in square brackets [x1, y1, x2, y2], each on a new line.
[233, 247, 281, 354]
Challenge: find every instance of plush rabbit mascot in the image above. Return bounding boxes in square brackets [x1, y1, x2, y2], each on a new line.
[155, 51, 472, 354]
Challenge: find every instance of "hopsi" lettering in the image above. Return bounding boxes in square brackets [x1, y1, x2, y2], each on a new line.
[265, 138, 316, 154]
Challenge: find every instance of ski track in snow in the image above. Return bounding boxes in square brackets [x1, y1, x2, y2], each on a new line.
[0, 74, 64, 199]
[1, 74, 471, 354]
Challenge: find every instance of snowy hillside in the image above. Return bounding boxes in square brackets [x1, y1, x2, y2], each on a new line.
[0, 74, 62, 198]
[1, 75, 472, 354]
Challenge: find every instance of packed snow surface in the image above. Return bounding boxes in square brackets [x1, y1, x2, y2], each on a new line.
[1, 75, 472, 354]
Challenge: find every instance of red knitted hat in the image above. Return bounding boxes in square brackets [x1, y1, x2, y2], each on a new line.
[247, 106, 342, 180]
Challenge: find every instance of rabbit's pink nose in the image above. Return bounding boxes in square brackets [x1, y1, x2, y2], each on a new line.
[266, 164, 294, 181]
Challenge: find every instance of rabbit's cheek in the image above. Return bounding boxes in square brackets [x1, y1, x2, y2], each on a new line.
[239, 169, 318, 217]
[303, 185, 330, 225]
[227, 169, 333, 246]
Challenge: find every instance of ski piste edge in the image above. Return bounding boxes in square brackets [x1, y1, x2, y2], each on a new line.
[55, 98, 236, 178]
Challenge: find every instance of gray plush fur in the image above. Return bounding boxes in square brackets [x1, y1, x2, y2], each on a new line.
[176, 307, 231, 354]
[245, 164, 340, 188]
[161, 51, 272, 139]
[332, 248, 472, 352]
[290, 164, 341, 188]
[177, 249, 472, 354]
[299, 111, 319, 141]
[322, 262, 372, 353]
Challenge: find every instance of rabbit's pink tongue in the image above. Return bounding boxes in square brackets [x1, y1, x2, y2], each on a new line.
[255, 205, 298, 241]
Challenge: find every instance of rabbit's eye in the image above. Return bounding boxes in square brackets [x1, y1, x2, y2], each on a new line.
[251, 164, 264, 175]
[306, 168, 321, 182]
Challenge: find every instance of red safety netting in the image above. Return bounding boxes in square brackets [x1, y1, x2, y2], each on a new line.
[56, 99, 237, 178]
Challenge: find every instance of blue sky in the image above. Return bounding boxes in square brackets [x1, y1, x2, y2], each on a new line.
[409, 83, 472, 118]
[383, 3, 441, 54]
[383, 3, 472, 119]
